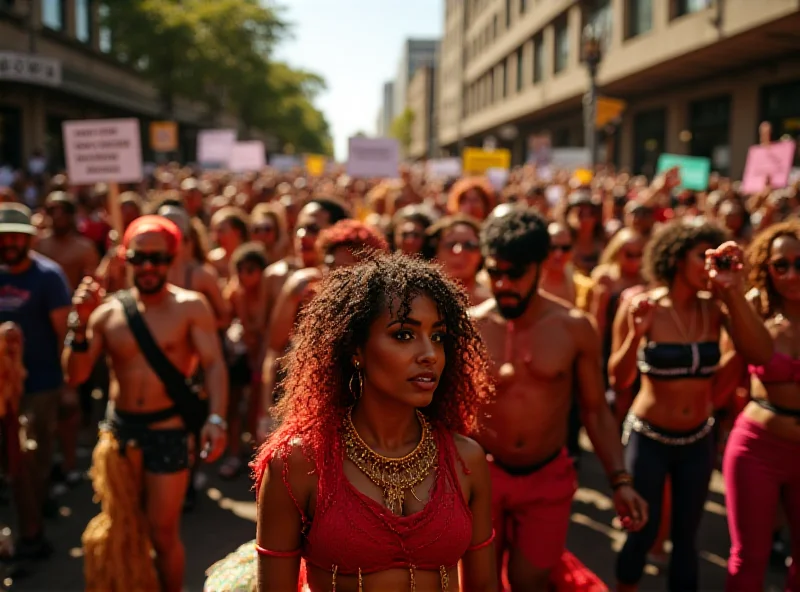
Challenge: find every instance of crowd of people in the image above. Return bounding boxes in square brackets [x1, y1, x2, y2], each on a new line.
[0, 151, 798, 592]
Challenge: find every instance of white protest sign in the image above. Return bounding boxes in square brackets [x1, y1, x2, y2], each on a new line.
[346, 137, 399, 178]
[486, 168, 510, 191]
[228, 141, 266, 173]
[62, 118, 142, 185]
[197, 129, 237, 165]
[551, 148, 591, 171]
[270, 154, 301, 171]
[426, 158, 462, 179]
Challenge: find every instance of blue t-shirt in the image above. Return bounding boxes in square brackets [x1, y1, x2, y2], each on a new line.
[0, 253, 71, 394]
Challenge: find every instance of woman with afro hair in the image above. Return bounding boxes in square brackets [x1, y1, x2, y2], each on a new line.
[609, 219, 772, 592]
[723, 220, 800, 591]
[205, 253, 496, 592]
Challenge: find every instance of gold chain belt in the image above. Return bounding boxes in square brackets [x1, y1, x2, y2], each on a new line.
[331, 564, 450, 591]
[622, 413, 715, 447]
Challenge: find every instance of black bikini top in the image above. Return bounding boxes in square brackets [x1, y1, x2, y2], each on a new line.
[637, 341, 721, 380]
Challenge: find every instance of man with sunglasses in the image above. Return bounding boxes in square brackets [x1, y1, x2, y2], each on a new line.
[0, 203, 71, 562]
[62, 216, 228, 592]
[471, 208, 648, 591]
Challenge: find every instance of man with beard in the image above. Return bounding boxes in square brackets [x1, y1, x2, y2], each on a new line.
[35, 192, 99, 291]
[0, 203, 71, 561]
[62, 216, 228, 592]
[35, 191, 100, 490]
[470, 209, 648, 591]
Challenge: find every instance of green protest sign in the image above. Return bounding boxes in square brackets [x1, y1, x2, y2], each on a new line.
[656, 154, 711, 191]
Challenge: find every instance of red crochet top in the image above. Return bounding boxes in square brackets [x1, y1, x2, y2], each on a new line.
[279, 427, 473, 575]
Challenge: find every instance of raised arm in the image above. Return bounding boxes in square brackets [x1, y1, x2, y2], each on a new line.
[608, 294, 653, 390]
[62, 280, 109, 388]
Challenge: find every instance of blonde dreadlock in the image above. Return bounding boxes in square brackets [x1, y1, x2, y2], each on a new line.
[82, 430, 159, 592]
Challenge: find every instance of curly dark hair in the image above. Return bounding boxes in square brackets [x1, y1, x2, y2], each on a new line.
[252, 252, 495, 495]
[422, 214, 482, 260]
[643, 219, 728, 285]
[481, 208, 550, 266]
[746, 219, 800, 318]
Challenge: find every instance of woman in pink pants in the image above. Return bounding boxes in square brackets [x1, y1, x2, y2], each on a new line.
[724, 220, 800, 591]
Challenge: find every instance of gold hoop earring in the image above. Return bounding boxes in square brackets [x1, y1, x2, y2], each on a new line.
[350, 362, 363, 400]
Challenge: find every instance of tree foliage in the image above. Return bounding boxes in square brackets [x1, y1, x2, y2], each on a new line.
[102, 0, 332, 155]
[390, 108, 415, 155]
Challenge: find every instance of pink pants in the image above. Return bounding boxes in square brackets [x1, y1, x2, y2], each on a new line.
[723, 414, 800, 591]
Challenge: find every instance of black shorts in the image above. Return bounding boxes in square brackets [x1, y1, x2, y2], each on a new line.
[106, 419, 189, 474]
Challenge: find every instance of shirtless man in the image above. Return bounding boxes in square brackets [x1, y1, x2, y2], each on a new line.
[62, 216, 228, 592]
[471, 209, 647, 591]
[208, 206, 249, 282]
[36, 192, 99, 291]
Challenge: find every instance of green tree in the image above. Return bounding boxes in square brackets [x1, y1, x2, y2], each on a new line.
[390, 108, 415, 155]
[101, 0, 332, 155]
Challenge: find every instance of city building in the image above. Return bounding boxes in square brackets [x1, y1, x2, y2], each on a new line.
[394, 38, 439, 120]
[407, 65, 438, 160]
[438, 0, 800, 178]
[0, 0, 239, 171]
[377, 81, 395, 137]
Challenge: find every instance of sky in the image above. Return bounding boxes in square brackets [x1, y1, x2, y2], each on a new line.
[272, 0, 444, 161]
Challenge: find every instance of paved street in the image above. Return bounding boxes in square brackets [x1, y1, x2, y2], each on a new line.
[0, 439, 790, 592]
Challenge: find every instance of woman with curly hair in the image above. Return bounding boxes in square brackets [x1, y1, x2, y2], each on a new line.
[609, 220, 772, 592]
[205, 253, 496, 592]
[723, 220, 800, 591]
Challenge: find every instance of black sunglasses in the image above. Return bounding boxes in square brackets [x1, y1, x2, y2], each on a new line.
[549, 244, 573, 254]
[486, 264, 529, 281]
[126, 250, 174, 266]
[442, 240, 480, 252]
[770, 258, 800, 276]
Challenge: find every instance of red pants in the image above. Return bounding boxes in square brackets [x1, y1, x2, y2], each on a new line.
[489, 448, 578, 572]
[724, 415, 800, 591]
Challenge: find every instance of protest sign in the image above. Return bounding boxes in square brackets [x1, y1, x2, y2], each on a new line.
[426, 158, 462, 179]
[551, 148, 590, 171]
[228, 141, 265, 173]
[462, 148, 511, 175]
[347, 137, 399, 178]
[149, 121, 178, 152]
[486, 168, 510, 191]
[270, 154, 301, 172]
[656, 154, 711, 191]
[197, 129, 237, 166]
[741, 140, 797, 194]
[62, 118, 142, 186]
[305, 154, 327, 177]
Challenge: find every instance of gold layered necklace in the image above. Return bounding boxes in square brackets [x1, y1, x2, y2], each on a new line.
[343, 408, 438, 515]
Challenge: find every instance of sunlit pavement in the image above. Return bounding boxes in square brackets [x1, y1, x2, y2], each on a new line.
[0, 436, 789, 592]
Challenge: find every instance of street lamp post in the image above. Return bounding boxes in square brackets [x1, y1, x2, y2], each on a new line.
[582, 24, 602, 169]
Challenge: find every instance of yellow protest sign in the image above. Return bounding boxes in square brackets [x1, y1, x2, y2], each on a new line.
[305, 154, 327, 177]
[149, 121, 178, 152]
[595, 97, 627, 128]
[572, 168, 594, 186]
[462, 147, 511, 175]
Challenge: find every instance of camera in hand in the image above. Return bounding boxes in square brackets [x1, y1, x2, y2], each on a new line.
[715, 254, 732, 271]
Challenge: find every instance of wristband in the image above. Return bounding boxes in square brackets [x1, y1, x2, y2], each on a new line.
[65, 330, 89, 353]
[610, 470, 634, 490]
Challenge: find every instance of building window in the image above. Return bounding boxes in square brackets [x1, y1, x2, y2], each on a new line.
[554, 20, 569, 74]
[505, 0, 511, 29]
[516, 47, 524, 92]
[493, 14, 498, 38]
[533, 34, 544, 83]
[761, 80, 800, 166]
[42, 0, 64, 31]
[520, 0, 527, 14]
[501, 60, 508, 99]
[588, 0, 612, 52]
[627, 0, 653, 38]
[633, 109, 666, 176]
[674, 0, 710, 17]
[0, 0, 14, 12]
[98, 2, 112, 53]
[76, 0, 92, 43]
[690, 96, 731, 175]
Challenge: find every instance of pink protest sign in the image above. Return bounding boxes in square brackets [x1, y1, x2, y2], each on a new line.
[741, 140, 797, 194]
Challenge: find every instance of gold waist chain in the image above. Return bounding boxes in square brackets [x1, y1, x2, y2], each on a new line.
[330, 564, 450, 591]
